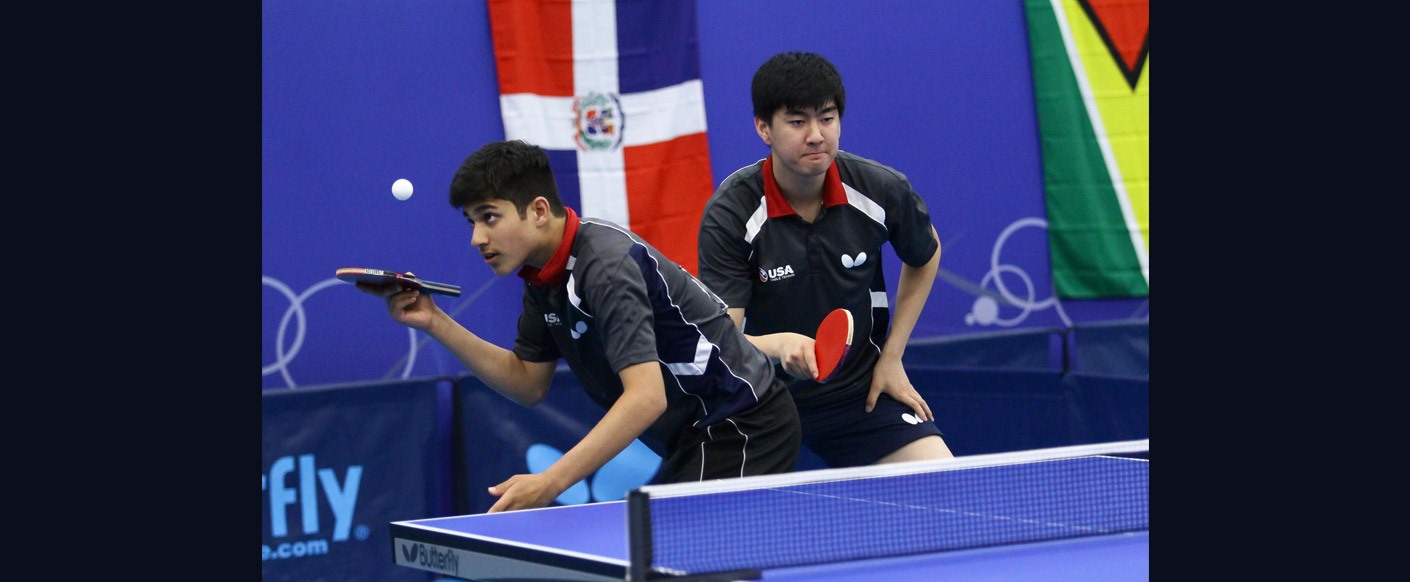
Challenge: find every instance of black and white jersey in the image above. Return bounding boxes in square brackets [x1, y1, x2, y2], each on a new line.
[698, 151, 938, 403]
[513, 210, 783, 457]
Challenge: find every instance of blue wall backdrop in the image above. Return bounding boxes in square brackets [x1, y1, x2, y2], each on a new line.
[262, 0, 1149, 389]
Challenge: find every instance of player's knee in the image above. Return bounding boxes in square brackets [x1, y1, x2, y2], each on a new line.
[875, 436, 953, 464]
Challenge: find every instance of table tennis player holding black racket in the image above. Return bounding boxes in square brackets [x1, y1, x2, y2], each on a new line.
[339, 140, 803, 515]
[336, 267, 463, 297]
[338, 268, 467, 340]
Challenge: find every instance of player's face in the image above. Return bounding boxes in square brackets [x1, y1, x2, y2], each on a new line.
[757, 102, 841, 180]
[462, 200, 542, 276]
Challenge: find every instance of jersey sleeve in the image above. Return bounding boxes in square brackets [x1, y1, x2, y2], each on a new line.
[885, 175, 939, 267]
[512, 290, 561, 363]
[577, 247, 660, 374]
[697, 195, 754, 309]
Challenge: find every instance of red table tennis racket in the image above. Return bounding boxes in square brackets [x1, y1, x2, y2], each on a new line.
[814, 308, 854, 383]
[335, 267, 462, 297]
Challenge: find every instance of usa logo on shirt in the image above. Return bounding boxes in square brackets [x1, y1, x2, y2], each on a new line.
[759, 265, 796, 282]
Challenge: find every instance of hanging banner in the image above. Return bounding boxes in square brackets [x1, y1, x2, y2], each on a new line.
[488, 0, 715, 274]
[1025, 0, 1149, 298]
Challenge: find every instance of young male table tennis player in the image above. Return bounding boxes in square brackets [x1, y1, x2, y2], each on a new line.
[698, 51, 954, 467]
[356, 140, 801, 512]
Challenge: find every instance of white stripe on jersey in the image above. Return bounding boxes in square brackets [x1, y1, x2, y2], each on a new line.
[567, 272, 582, 309]
[871, 290, 889, 309]
[844, 182, 887, 227]
[665, 335, 713, 376]
[744, 196, 767, 244]
[580, 219, 764, 403]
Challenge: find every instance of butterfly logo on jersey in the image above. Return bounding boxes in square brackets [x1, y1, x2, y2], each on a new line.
[841, 252, 868, 269]
[571, 321, 589, 340]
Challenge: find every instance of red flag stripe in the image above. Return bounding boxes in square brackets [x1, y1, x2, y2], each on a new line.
[487, 0, 575, 96]
[623, 132, 713, 275]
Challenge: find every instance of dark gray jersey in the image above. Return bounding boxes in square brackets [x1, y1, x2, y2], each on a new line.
[514, 215, 783, 456]
[698, 151, 938, 403]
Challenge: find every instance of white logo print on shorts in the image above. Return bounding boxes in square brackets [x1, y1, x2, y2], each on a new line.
[901, 413, 922, 425]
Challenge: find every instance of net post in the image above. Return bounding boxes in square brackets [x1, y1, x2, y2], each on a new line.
[627, 487, 653, 581]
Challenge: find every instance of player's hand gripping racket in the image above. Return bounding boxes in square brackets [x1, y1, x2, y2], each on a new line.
[335, 267, 462, 297]
[813, 308, 854, 383]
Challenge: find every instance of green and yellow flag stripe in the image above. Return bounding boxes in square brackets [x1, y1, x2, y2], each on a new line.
[1025, 0, 1148, 298]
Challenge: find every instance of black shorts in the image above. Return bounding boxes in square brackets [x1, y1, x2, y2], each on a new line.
[797, 391, 944, 467]
[654, 383, 801, 483]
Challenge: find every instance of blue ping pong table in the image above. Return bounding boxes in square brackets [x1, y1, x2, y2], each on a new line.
[391, 443, 1149, 581]
[391, 499, 1146, 581]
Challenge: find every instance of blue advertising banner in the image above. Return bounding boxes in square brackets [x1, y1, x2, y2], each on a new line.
[1064, 372, 1150, 443]
[1070, 320, 1149, 377]
[904, 327, 1067, 371]
[262, 379, 451, 581]
[454, 371, 662, 515]
[911, 368, 1094, 456]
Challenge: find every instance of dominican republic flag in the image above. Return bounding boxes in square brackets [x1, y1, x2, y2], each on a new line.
[1024, 0, 1148, 298]
[487, 0, 714, 275]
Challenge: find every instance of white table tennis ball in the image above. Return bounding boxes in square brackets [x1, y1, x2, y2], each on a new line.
[392, 178, 414, 201]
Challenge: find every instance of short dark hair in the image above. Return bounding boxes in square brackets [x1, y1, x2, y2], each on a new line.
[751, 51, 846, 124]
[448, 140, 565, 217]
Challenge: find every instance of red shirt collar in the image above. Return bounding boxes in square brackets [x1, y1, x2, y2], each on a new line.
[761, 155, 847, 219]
[517, 207, 580, 287]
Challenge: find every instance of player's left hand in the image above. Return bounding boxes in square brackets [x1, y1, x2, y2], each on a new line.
[486, 473, 562, 513]
[866, 358, 934, 422]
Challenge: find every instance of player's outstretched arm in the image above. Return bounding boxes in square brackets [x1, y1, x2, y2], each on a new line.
[422, 305, 556, 407]
[725, 307, 818, 380]
[358, 284, 555, 406]
[486, 361, 667, 512]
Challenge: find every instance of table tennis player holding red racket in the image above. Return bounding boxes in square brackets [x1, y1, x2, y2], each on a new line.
[780, 308, 931, 423]
[767, 308, 854, 384]
[812, 308, 854, 383]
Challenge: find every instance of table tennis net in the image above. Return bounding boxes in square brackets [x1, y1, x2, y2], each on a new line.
[627, 439, 1148, 579]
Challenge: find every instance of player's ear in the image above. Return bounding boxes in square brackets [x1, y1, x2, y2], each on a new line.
[754, 116, 772, 146]
[531, 196, 551, 225]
